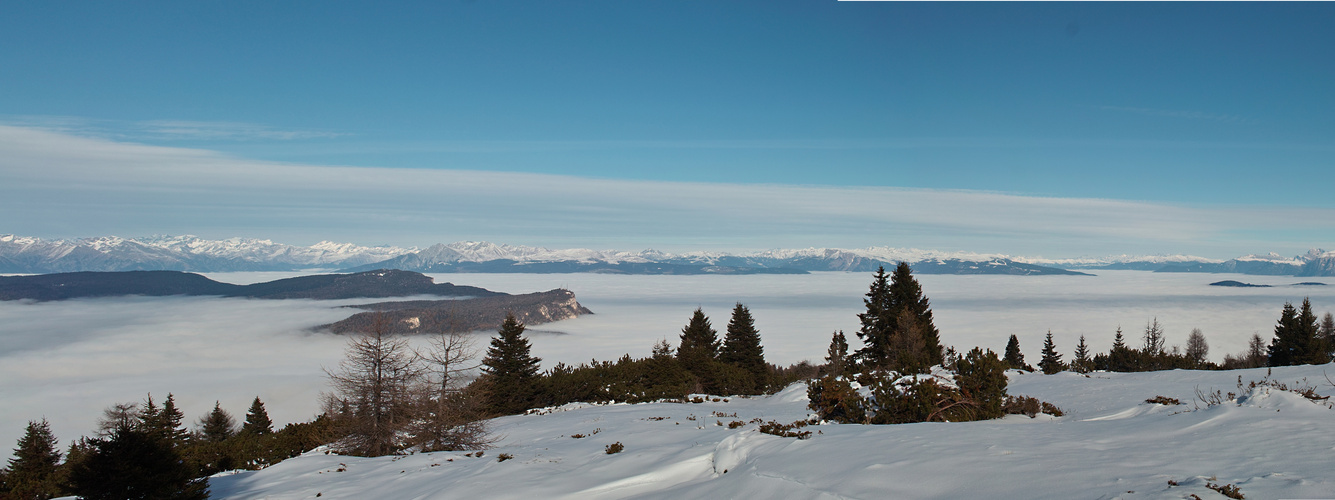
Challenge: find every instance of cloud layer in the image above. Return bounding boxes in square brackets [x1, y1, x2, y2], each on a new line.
[2, 124, 1332, 257]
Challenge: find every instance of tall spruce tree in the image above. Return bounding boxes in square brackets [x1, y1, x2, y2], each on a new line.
[677, 308, 720, 375]
[1038, 331, 1064, 374]
[854, 266, 894, 368]
[5, 419, 63, 500]
[1003, 334, 1029, 371]
[1268, 302, 1301, 366]
[240, 397, 273, 436]
[887, 262, 942, 367]
[719, 303, 767, 392]
[149, 394, 188, 448]
[481, 313, 542, 415]
[1295, 298, 1327, 364]
[1072, 335, 1091, 373]
[825, 330, 849, 377]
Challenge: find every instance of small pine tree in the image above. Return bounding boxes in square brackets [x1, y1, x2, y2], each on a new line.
[5, 419, 63, 500]
[197, 402, 236, 443]
[1072, 335, 1091, 373]
[955, 347, 1008, 420]
[240, 397, 273, 436]
[651, 338, 674, 360]
[1038, 331, 1063, 374]
[825, 330, 849, 377]
[481, 313, 542, 415]
[1003, 335, 1029, 371]
[719, 303, 767, 393]
[676, 308, 720, 379]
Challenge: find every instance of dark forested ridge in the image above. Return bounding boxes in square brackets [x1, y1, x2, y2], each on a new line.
[0, 269, 500, 301]
[322, 289, 593, 334]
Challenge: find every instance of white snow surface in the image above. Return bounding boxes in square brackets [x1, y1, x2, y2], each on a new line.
[207, 364, 1335, 500]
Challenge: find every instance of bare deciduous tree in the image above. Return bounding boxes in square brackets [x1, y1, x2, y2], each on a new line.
[409, 329, 491, 451]
[97, 402, 140, 437]
[1185, 328, 1209, 366]
[324, 314, 422, 456]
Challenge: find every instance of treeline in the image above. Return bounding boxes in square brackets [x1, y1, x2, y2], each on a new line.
[1000, 297, 1335, 375]
[0, 395, 328, 500]
[478, 303, 816, 416]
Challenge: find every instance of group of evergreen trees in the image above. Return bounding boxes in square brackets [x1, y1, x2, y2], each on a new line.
[478, 304, 791, 418]
[0, 395, 326, 500]
[852, 264, 943, 374]
[997, 297, 1334, 376]
[808, 263, 1011, 425]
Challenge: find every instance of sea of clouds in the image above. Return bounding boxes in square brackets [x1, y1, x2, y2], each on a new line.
[2, 270, 1333, 460]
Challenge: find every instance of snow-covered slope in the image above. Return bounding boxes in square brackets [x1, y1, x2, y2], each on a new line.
[210, 364, 1335, 500]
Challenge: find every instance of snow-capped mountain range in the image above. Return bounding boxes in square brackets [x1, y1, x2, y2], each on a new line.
[0, 234, 414, 273]
[3, 234, 1333, 276]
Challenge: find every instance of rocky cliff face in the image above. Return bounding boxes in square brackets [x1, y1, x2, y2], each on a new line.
[322, 289, 593, 334]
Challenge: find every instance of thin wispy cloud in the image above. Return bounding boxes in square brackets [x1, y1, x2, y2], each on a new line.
[2, 124, 1332, 257]
[0, 115, 346, 142]
[1096, 105, 1248, 124]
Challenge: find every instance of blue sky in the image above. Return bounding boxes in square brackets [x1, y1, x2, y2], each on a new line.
[2, 1, 1333, 257]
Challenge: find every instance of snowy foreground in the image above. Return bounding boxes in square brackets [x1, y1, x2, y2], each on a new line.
[209, 364, 1335, 499]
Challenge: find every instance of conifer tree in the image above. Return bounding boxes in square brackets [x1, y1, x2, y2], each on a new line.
[1072, 335, 1091, 373]
[887, 262, 942, 367]
[1003, 334, 1029, 371]
[676, 308, 720, 376]
[854, 266, 894, 368]
[652, 338, 674, 360]
[1269, 302, 1301, 366]
[1106, 326, 1138, 372]
[1321, 312, 1335, 359]
[719, 303, 767, 392]
[481, 313, 542, 415]
[954, 348, 1008, 419]
[68, 427, 208, 500]
[241, 397, 273, 436]
[825, 330, 849, 377]
[1295, 298, 1327, 364]
[4, 419, 62, 500]
[197, 402, 236, 443]
[1038, 330, 1063, 374]
[156, 394, 188, 448]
